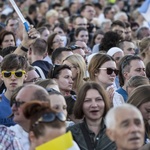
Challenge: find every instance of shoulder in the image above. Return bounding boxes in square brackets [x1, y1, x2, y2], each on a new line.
[67, 123, 82, 134]
[140, 143, 150, 150]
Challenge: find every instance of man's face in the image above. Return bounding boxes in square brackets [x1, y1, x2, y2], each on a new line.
[125, 27, 132, 40]
[112, 25, 125, 39]
[106, 9, 115, 20]
[81, 6, 95, 22]
[108, 108, 145, 150]
[6, 19, 19, 34]
[123, 41, 136, 55]
[39, 2, 48, 15]
[125, 60, 146, 80]
[1, 69, 27, 93]
[12, 87, 35, 125]
[74, 17, 87, 29]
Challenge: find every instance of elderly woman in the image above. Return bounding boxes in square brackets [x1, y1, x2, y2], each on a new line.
[67, 82, 116, 150]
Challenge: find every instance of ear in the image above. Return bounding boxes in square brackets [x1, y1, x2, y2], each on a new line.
[24, 72, 28, 81]
[123, 71, 129, 80]
[106, 129, 115, 142]
[94, 70, 99, 77]
[0, 73, 4, 81]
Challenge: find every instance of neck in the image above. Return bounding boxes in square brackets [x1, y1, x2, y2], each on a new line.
[4, 90, 13, 100]
[20, 122, 30, 132]
[86, 118, 102, 135]
[60, 89, 70, 96]
[31, 55, 44, 63]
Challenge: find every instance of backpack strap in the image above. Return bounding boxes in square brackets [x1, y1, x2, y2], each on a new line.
[34, 66, 46, 79]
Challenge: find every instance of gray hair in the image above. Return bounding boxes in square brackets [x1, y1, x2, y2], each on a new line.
[105, 104, 143, 129]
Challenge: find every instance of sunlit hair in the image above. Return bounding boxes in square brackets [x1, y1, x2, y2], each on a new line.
[63, 54, 86, 92]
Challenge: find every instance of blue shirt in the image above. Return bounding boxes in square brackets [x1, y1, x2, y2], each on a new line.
[0, 93, 15, 126]
[116, 87, 128, 102]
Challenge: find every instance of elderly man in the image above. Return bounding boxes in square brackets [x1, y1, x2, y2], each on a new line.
[105, 104, 145, 150]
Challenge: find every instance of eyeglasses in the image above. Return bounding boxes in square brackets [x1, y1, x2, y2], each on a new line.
[34, 112, 66, 125]
[1, 70, 26, 78]
[10, 99, 25, 108]
[99, 68, 119, 75]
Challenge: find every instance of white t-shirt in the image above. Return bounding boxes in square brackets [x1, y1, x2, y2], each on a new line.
[9, 125, 29, 150]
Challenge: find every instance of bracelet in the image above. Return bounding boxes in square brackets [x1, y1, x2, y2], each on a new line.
[20, 44, 28, 52]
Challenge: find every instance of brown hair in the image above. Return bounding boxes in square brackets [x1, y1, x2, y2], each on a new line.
[23, 101, 66, 138]
[88, 53, 114, 81]
[139, 37, 150, 59]
[74, 81, 110, 119]
[126, 76, 149, 89]
[47, 33, 57, 56]
[128, 85, 150, 108]
[1, 53, 28, 71]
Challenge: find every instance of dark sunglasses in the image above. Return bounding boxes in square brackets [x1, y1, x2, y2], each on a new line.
[35, 112, 66, 125]
[99, 68, 119, 75]
[69, 45, 81, 50]
[10, 100, 25, 108]
[2, 70, 26, 78]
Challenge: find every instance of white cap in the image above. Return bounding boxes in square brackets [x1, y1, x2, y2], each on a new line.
[107, 47, 123, 56]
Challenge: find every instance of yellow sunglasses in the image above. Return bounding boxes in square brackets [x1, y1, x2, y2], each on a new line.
[1, 70, 26, 78]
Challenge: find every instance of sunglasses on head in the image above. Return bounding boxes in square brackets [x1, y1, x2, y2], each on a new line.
[10, 99, 25, 108]
[34, 112, 66, 125]
[1, 70, 26, 78]
[99, 68, 119, 75]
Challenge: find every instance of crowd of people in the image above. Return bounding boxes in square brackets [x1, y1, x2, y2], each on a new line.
[0, 0, 150, 149]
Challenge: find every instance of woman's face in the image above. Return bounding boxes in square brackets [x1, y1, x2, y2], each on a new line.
[55, 69, 73, 94]
[53, 27, 65, 36]
[1, 34, 15, 48]
[52, 34, 65, 50]
[139, 101, 150, 125]
[112, 51, 124, 68]
[94, 34, 104, 44]
[83, 89, 105, 121]
[49, 94, 67, 117]
[76, 30, 89, 44]
[63, 60, 78, 80]
[95, 60, 117, 88]
[41, 29, 50, 41]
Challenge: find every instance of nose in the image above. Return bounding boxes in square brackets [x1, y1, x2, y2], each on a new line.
[129, 123, 139, 133]
[91, 100, 98, 107]
[69, 78, 74, 84]
[10, 74, 16, 80]
[141, 70, 146, 77]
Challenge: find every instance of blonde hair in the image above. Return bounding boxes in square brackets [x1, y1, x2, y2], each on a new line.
[139, 37, 150, 58]
[63, 54, 86, 92]
[46, 9, 58, 21]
